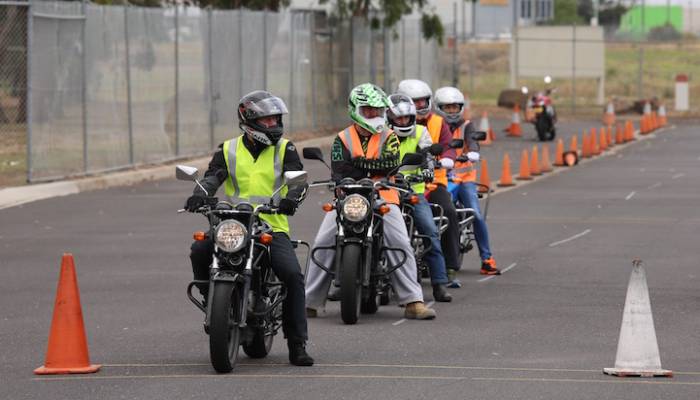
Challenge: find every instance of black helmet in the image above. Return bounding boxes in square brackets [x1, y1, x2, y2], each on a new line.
[238, 90, 289, 146]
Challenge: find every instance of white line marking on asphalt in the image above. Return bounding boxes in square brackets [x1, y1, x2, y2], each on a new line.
[393, 301, 434, 326]
[625, 191, 636, 200]
[672, 173, 685, 179]
[647, 182, 662, 189]
[548, 229, 591, 247]
[478, 263, 517, 282]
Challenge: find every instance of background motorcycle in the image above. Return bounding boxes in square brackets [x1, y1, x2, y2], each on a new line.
[304, 148, 423, 324]
[523, 77, 557, 141]
[176, 165, 309, 373]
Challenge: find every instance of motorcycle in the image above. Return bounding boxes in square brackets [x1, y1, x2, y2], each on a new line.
[303, 148, 425, 324]
[176, 165, 310, 373]
[523, 78, 557, 141]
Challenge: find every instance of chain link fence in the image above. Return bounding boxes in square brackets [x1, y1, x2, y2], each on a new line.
[0, 0, 439, 183]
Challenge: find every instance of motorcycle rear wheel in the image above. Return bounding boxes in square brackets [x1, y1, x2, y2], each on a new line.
[209, 282, 241, 373]
[242, 328, 274, 359]
[340, 244, 362, 324]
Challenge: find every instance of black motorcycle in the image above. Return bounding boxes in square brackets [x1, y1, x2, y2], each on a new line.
[303, 148, 424, 324]
[176, 165, 309, 373]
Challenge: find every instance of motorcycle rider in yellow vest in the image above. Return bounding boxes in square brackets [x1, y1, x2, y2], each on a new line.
[184, 91, 314, 366]
[305, 83, 437, 320]
[396, 79, 463, 287]
[387, 93, 452, 302]
[434, 86, 499, 275]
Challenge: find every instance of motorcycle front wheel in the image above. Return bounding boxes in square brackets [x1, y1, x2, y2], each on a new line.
[340, 244, 362, 324]
[209, 282, 241, 373]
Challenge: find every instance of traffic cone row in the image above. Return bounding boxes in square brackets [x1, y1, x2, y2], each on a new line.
[603, 100, 616, 126]
[640, 102, 669, 134]
[506, 105, 522, 137]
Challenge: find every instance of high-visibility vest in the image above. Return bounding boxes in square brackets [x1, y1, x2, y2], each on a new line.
[450, 122, 477, 183]
[337, 125, 400, 205]
[222, 136, 290, 234]
[422, 113, 448, 187]
[398, 125, 429, 194]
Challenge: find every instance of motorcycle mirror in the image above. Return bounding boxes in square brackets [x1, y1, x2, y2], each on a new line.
[400, 152, 425, 169]
[428, 143, 443, 156]
[283, 170, 308, 187]
[302, 147, 324, 161]
[176, 165, 199, 181]
[449, 139, 464, 149]
[471, 131, 487, 141]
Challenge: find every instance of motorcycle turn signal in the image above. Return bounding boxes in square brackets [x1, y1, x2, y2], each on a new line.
[259, 233, 274, 245]
[193, 231, 207, 241]
[409, 195, 420, 205]
[322, 203, 334, 212]
[378, 204, 391, 215]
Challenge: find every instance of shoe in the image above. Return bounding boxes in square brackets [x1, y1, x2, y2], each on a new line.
[480, 257, 501, 275]
[432, 284, 452, 302]
[404, 301, 437, 320]
[446, 268, 462, 288]
[288, 341, 314, 366]
[327, 285, 341, 301]
[306, 307, 318, 318]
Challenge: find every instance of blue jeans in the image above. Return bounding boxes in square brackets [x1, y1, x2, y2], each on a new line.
[412, 196, 449, 285]
[453, 182, 493, 261]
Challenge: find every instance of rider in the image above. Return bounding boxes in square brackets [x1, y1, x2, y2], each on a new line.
[396, 79, 462, 287]
[434, 86, 499, 275]
[386, 93, 452, 302]
[184, 90, 314, 366]
[305, 83, 437, 320]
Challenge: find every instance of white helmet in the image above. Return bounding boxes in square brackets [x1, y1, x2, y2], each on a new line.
[434, 87, 465, 125]
[396, 79, 432, 117]
[387, 93, 417, 137]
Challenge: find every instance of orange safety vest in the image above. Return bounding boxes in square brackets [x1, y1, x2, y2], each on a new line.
[422, 114, 448, 187]
[337, 125, 400, 205]
[450, 122, 477, 183]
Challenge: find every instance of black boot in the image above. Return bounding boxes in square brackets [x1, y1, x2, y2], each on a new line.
[288, 340, 314, 366]
[432, 284, 452, 302]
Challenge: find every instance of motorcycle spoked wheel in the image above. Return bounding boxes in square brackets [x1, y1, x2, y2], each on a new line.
[209, 282, 241, 373]
[340, 243, 362, 324]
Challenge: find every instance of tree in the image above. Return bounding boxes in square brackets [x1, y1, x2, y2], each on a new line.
[549, 0, 584, 25]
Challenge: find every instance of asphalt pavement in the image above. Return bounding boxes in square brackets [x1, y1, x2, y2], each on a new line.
[1, 119, 699, 399]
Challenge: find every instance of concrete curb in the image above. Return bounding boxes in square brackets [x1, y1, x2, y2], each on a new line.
[0, 134, 337, 210]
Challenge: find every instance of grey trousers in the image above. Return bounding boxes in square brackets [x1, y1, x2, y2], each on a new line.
[305, 204, 424, 309]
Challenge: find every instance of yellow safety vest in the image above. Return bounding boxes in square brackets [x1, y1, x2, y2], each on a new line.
[398, 125, 429, 194]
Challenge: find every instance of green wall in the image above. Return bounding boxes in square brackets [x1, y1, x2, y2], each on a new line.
[619, 5, 683, 36]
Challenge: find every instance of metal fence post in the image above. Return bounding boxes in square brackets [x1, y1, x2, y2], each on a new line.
[349, 17, 354, 88]
[309, 12, 317, 130]
[383, 24, 390, 92]
[452, 2, 458, 87]
[638, 0, 645, 99]
[237, 9, 243, 99]
[288, 12, 294, 131]
[571, 23, 576, 115]
[124, 1, 133, 165]
[370, 18, 376, 84]
[174, 3, 180, 157]
[470, 0, 476, 96]
[417, 20, 422, 78]
[81, 0, 88, 173]
[207, 7, 214, 149]
[401, 19, 405, 79]
[262, 8, 268, 90]
[26, 0, 33, 182]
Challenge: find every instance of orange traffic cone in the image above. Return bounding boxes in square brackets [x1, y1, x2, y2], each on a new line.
[603, 100, 616, 126]
[517, 149, 532, 180]
[581, 132, 590, 158]
[554, 138, 565, 166]
[658, 104, 667, 126]
[34, 254, 101, 375]
[615, 123, 624, 145]
[506, 105, 522, 137]
[530, 145, 542, 176]
[600, 127, 608, 151]
[497, 153, 515, 187]
[479, 112, 493, 146]
[606, 125, 614, 147]
[478, 158, 491, 193]
[541, 144, 553, 173]
[570, 134, 579, 154]
[591, 127, 601, 155]
[625, 120, 634, 142]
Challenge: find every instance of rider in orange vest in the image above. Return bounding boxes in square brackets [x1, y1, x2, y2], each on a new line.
[397, 79, 463, 287]
[434, 86, 499, 275]
[305, 83, 437, 320]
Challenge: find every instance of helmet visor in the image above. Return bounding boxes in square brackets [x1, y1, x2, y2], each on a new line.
[240, 96, 289, 121]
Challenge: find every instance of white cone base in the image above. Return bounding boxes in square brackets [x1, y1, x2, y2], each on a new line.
[603, 367, 673, 378]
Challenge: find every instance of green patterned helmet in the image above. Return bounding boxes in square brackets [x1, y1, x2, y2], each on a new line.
[348, 83, 390, 134]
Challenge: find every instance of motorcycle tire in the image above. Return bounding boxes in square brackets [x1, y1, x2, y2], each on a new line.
[340, 244, 362, 325]
[209, 282, 241, 373]
[242, 328, 274, 359]
[536, 118, 548, 142]
[547, 127, 556, 141]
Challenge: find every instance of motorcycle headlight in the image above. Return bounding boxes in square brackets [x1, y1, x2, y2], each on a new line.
[215, 220, 248, 253]
[342, 194, 370, 222]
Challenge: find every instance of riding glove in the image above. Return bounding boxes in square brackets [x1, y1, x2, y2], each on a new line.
[277, 198, 298, 216]
[185, 194, 206, 212]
